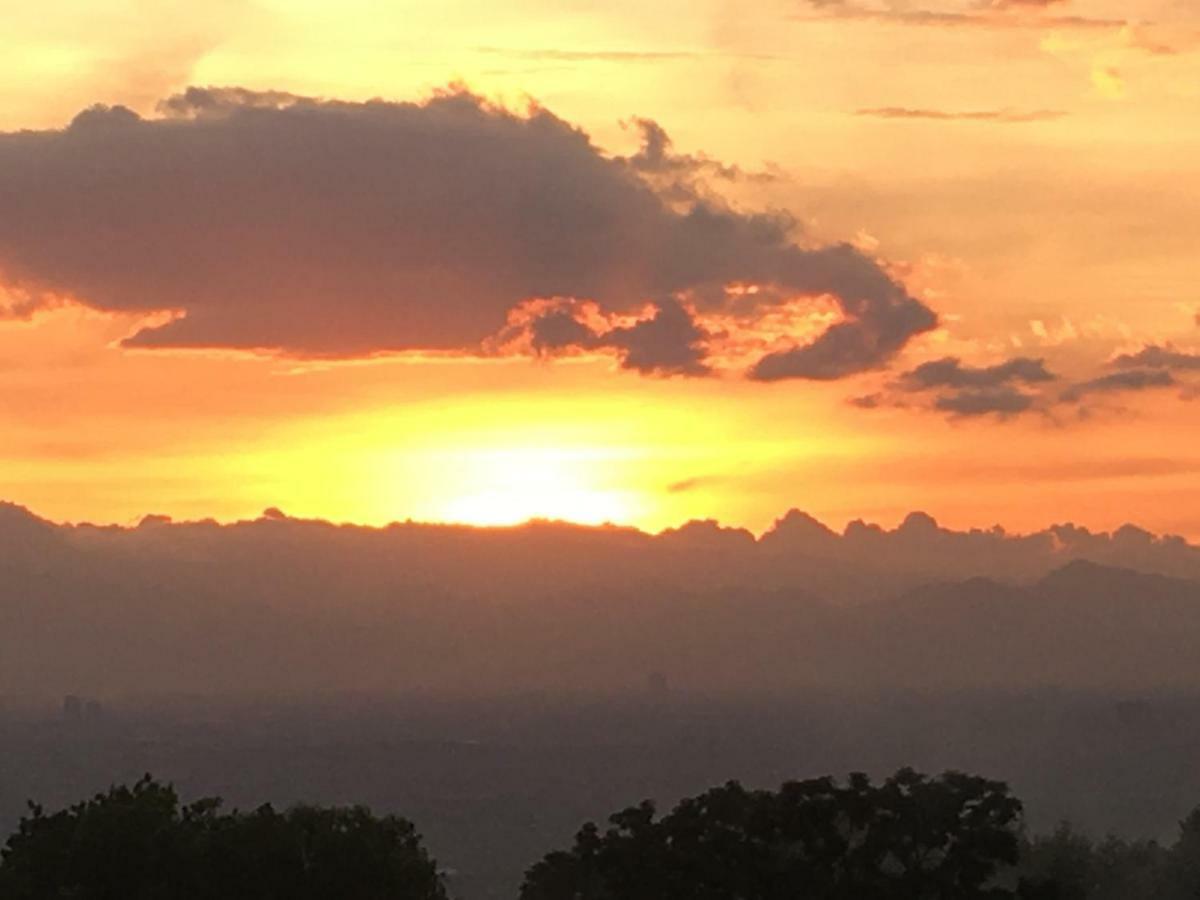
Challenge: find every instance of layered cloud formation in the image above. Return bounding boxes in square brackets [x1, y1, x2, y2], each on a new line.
[3, 84, 1193, 412]
[856, 343, 1199, 419]
[873, 354, 1058, 418]
[0, 87, 936, 379]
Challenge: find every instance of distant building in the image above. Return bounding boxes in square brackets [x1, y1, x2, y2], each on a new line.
[1115, 699, 1153, 727]
[62, 695, 104, 723]
[647, 671, 669, 697]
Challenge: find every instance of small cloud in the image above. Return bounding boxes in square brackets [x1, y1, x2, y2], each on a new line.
[845, 354, 1055, 421]
[666, 475, 724, 494]
[1062, 368, 1175, 402]
[934, 387, 1035, 418]
[899, 355, 1056, 391]
[848, 393, 884, 409]
[1112, 345, 1200, 370]
[1091, 65, 1126, 99]
[852, 230, 881, 252]
[1119, 24, 1195, 57]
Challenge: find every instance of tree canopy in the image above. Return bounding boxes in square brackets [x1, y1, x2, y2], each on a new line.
[6, 769, 1200, 899]
[1017, 811, 1200, 900]
[520, 768, 1024, 900]
[0, 775, 447, 900]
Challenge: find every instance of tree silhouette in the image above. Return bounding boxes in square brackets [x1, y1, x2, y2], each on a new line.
[0, 775, 447, 900]
[521, 768, 1024, 900]
[1166, 807, 1200, 900]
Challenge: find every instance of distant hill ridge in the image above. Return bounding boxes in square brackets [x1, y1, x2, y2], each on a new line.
[3, 500, 1198, 585]
[2, 499, 1199, 698]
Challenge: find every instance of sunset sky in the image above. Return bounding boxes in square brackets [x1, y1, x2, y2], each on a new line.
[2, 0, 1198, 537]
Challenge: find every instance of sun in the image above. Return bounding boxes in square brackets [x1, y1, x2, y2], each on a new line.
[437, 446, 636, 527]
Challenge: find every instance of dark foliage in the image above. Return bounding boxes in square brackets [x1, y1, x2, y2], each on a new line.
[8, 769, 1200, 900]
[0, 775, 447, 900]
[1017, 812, 1200, 900]
[521, 768, 1024, 900]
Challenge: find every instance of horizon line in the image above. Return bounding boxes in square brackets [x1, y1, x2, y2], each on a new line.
[4, 499, 1195, 548]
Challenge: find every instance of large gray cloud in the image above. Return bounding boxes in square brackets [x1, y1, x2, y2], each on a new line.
[0, 86, 934, 377]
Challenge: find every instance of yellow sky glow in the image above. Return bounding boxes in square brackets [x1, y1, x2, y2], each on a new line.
[1, 0, 1198, 537]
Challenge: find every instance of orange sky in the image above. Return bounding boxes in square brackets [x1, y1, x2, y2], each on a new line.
[1, 0, 1198, 537]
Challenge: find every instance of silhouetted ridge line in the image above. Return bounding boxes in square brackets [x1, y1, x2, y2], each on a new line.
[1, 498, 1200, 697]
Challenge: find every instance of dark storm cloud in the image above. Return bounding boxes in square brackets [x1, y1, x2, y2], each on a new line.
[0, 86, 933, 379]
[1111, 345, 1200, 370]
[1062, 368, 1177, 402]
[900, 355, 1056, 390]
[934, 386, 1035, 417]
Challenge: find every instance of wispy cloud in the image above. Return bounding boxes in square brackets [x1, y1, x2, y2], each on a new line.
[474, 46, 783, 63]
[666, 475, 726, 494]
[855, 107, 1067, 123]
[798, 0, 1128, 32]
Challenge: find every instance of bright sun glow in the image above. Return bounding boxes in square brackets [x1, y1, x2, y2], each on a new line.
[437, 447, 638, 526]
